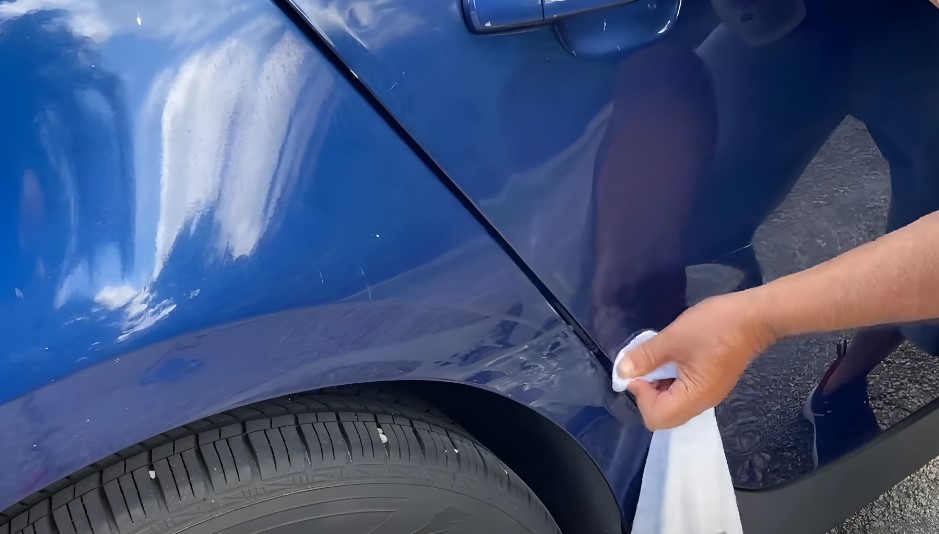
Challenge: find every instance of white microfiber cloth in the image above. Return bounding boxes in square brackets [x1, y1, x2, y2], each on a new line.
[612, 330, 743, 534]
[612, 330, 678, 393]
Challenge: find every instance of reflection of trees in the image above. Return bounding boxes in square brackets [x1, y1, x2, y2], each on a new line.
[0, 10, 134, 302]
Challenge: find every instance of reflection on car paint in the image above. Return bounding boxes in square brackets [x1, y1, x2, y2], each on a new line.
[0, 0, 648, 514]
[289, 0, 939, 487]
[4, 0, 939, 520]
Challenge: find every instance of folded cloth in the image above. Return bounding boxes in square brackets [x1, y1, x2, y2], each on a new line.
[613, 330, 743, 534]
[612, 330, 678, 393]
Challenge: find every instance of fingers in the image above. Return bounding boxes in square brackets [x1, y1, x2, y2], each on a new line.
[617, 335, 666, 379]
[627, 378, 694, 430]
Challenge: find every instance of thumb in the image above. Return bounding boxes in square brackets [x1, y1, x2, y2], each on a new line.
[617, 335, 667, 379]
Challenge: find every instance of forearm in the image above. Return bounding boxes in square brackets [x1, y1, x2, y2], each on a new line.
[749, 211, 939, 339]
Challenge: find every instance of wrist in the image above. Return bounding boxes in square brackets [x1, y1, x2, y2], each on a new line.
[738, 285, 787, 348]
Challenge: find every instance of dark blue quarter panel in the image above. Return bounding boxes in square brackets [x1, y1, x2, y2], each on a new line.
[0, 0, 648, 518]
[286, 0, 939, 491]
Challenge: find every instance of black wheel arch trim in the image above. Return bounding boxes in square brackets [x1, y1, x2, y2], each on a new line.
[737, 396, 939, 533]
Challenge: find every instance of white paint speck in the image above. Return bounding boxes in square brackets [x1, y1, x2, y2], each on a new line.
[32, 444, 37, 448]
[374, 233, 380, 238]
[603, 19, 607, 30]
[114, 358, 120, 363]
[85, 418, 90, 423]
[376, 427, 388, 444]
[14, 288, 23, 300]
[136, 12, 142, 25]
[454, 448, 459, 453]
[149, 469, 156, 479]
[484, 21, 492, 27]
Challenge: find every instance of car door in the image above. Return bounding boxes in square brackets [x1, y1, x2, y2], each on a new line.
[286, 0, 939, 495]
[283, 0, 717, 350]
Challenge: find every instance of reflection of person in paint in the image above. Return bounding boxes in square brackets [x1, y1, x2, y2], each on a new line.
[617, 0, 939, 465]
[590, 42, 717, 351]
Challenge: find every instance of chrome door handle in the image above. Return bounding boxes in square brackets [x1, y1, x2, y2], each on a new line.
[463, 0, 636, 33]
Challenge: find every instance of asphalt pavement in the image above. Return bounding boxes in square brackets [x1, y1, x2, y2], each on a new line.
[698, 117, 939, 531]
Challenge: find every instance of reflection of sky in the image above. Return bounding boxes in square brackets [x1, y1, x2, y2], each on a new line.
[291, 0, 425, 49]
[0, 0, 251, 44]
[4, 0, 333, 340]
[154, 20, 310, 270]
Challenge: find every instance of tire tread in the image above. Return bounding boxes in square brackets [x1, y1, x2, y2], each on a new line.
[0, 388, 557, 534]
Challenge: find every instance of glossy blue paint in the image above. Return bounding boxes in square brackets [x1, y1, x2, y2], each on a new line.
[463, 0, 544, 33]
[287, 0, 939, 491]
[287, 0, 713, 357]
[0, 0, 650, 517]
[5, 0, 939, 526]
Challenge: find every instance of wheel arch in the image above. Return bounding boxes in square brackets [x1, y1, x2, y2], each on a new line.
[0, 381, 627, 534]
[400, 380, 625, 534]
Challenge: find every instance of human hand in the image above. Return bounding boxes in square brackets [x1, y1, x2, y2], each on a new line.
[616, 291, 778, 430]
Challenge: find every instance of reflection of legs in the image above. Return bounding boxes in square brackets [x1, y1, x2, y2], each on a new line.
[592, 14, 847, 352]
[590, 43, 717, 351]
[805, 336, 881, 467]
[689, 22, 847, 265]
[822, 328, 903, 396]
[806, 2, 939, 465]
[822, 1, 939, 396]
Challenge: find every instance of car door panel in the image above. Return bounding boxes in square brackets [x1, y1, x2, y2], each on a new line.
[290, 0, 939, 490]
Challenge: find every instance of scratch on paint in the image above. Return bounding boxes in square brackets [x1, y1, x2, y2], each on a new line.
[389, 71, 406, 92]
[360, 267, 373, 302]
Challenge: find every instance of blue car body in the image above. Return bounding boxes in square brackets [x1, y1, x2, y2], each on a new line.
[0, 0, 648, 521]
[3, 0, 939, 532]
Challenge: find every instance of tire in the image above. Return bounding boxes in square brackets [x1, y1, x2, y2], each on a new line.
[0, 388, 559, 534]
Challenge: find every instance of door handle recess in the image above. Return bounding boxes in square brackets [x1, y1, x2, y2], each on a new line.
[463, 0, 636, 33]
